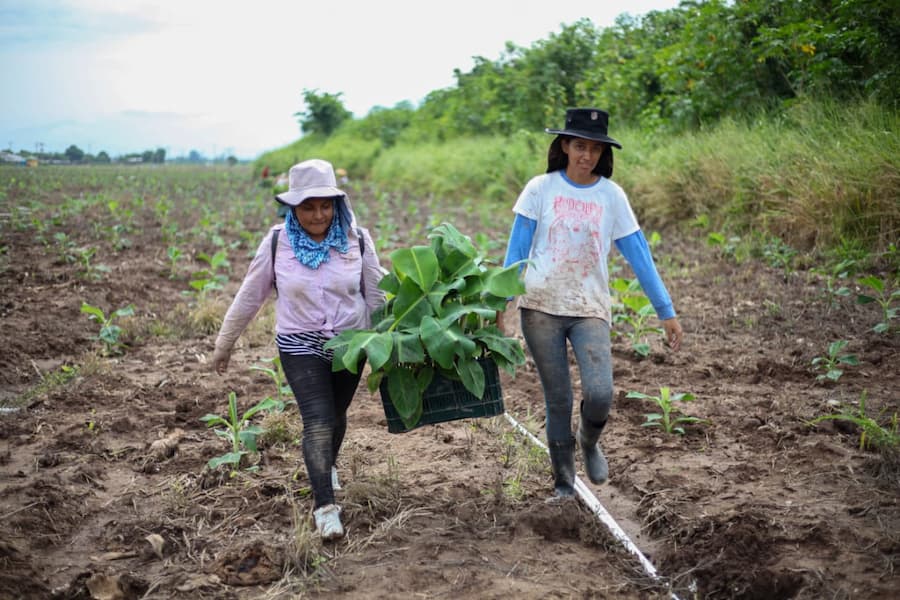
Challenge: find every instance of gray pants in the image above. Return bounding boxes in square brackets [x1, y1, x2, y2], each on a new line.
[520, 308, 614, 442]
[280, 352, 362, 508]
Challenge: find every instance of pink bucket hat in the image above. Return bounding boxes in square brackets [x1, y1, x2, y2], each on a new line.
[275, 159, 346, 207]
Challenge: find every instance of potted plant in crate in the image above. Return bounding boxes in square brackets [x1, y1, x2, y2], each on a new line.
[324, 222, 527, 432]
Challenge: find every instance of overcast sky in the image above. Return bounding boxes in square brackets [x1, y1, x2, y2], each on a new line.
[1, 0, 681, 159]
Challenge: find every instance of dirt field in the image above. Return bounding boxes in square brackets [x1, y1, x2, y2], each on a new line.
[1, 165, 897, 599]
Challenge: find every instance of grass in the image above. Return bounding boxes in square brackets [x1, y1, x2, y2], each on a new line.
[809, 391, 899, 452]
[256, 97, 899, 269]
[624, 98, 900, 265]
[4, 354, 108, 409]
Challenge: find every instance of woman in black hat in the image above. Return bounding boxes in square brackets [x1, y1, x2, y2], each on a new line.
[498, 108, 683, 500]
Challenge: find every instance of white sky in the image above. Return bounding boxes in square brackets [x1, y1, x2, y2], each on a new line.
[1, 0, 681, 159]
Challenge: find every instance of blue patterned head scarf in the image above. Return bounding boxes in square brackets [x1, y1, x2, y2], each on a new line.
[284, 200, 349, 269]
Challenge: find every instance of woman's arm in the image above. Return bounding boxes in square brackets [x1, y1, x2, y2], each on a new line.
[503, 213, 536, 270]
[497, 214, 536, 335]
[614, 230, 675, 320]
[359, 227, 387, 316]
[212, 229, 276, 372]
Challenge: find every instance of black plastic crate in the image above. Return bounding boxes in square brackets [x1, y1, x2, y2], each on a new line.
[379, 358, 504, 434]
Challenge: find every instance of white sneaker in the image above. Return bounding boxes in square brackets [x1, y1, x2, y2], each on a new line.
[331, 466, 341, 491]
[313, 504, 344, 541]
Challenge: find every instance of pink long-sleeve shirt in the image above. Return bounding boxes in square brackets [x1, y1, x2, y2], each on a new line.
[214, 223, 386, 353]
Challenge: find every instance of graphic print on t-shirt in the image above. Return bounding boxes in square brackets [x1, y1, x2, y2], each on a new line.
[547, 194, 603, 279]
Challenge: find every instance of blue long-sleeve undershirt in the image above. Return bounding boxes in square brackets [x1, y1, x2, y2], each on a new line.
[502, 214, 676, 320]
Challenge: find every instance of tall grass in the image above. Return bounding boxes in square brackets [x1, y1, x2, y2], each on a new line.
[255, 97, 899, 263]
[623, 98, 900, 259]
[370, 133, 544, 202]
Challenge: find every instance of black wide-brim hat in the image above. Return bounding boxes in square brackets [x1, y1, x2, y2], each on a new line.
[545, 108, 622, 149]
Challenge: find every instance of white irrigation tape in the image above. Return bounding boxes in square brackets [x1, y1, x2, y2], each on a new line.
[503, 411, 682, 600]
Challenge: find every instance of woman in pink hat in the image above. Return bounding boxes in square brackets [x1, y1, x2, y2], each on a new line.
[498, 109, 684, 501]
[212, 158, 386, 540]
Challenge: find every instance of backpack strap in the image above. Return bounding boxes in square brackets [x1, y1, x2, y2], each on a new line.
[271, 226, 366, 298]
[356, 228, 366, 300]
[271, 227, 280, 295]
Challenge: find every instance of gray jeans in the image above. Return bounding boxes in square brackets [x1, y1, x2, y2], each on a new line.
[520, 308, 614, 442]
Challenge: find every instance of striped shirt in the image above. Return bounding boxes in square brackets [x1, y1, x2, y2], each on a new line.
[276, 331, 333, 361]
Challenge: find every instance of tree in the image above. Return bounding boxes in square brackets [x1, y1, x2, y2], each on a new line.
[96, 151, 111, 163]
[294, 89, 352, 136]
[65, 144, 84, 163]
[153, 148, 166, 163]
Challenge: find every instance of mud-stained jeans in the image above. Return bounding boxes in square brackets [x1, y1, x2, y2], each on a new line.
[280, 352, 362, 508]
[519, 308, 614, 443]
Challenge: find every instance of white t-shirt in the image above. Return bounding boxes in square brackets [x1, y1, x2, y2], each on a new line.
[512, 171, 640, 322]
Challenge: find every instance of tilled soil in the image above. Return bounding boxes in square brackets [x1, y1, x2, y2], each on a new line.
[1, 165, 898, 599]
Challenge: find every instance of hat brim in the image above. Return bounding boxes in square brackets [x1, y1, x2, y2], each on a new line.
[275, 185, 346, 206]
[546, 129, 622, 149]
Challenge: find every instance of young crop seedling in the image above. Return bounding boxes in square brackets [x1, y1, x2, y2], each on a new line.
[80, 301, 135, 356]
[856, 275, 899, 334]
[184, 248, 231, 302]
[200, 391, 281, 472]
[707, 231, 740, 261]
[760, 236, 797, 274]
[167, 246, 183, 279]
[811, 339, 859, 382]
[53, 232, 77, 264]
[809, 391, 899, 451]
[611, 277, 663, 358]
[250, 356, 291, 406]
[811, 258, 855, 310]
[74, 246, 110, 280]
[626, 387, 705, 435]
[197, 248, 231, 275]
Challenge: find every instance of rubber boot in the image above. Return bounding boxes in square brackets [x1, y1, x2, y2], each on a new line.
[578, 416, 609, 484]
[547, 438, 576, 500]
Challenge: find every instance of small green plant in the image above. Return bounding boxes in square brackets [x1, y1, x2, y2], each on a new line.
[80, 302, 135, 356]
[197, 248, 231, 274]
[759, 236, 797, 273]
[811, 258, 855, 309]
[53, 232, 77, 264]
[811, 340, 859, 382]
[184, 268, 226, 303]
[74, 246, 110, 280]
[154, 197, 173, 224]
[626, 387, 705, 435]
[809, 391, 899, 451]
[706, 231, 745, 261]
[167, 246, 183, 279]
[200, 391, 280, 471]
[85, 408, 98, 434]
[611, 277, 663, 358]
[250, 357, 292, 404]
[856, 275, 899, 334]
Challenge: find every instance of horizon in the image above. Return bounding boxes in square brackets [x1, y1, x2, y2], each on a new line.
[1, 0, 681, 160]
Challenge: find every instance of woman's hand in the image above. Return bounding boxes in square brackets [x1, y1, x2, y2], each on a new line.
[211, 346, 232, 374]
[496, 301, 514, 336]
[662, 318, 683, 351]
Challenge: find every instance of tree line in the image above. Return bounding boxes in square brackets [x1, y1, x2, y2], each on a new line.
[294, 0, 898, 146]
[8, 146, 240, 165]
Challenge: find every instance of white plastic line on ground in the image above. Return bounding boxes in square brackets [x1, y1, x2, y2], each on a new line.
[503, 411, 682, 600]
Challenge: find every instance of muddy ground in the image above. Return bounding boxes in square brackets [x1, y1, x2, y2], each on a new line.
[1, 165, 897, 599]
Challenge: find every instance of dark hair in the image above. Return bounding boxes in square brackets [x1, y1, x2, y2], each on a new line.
[546, 135, 614, 179]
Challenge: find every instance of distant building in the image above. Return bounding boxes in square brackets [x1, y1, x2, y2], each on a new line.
[0, 152, 26, 165]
